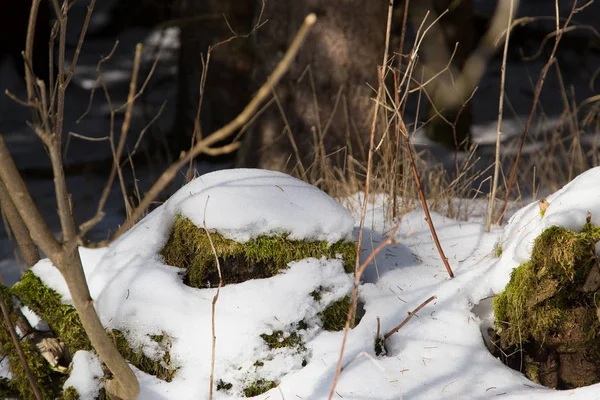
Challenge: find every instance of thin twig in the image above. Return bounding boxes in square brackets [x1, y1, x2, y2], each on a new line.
[204, 197, 222, 400]
[329, 0, 396, 381]
[64, 0, 96, 87]
[497, 0, 578, 225]
[399, 117, 454, 278]
[328, 221, 401, 400]
[486, 0, 515, 232]
[0, 181, 39, 267]
[384, 295, 437, 340]
[111, 13, 318, 241]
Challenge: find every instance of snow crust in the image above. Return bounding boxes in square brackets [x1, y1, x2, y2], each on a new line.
[27, 167, 600, 399]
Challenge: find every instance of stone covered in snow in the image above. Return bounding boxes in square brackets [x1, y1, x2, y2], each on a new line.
[166, 168, 355, 243]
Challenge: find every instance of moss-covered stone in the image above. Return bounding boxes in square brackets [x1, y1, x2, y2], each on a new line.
[243, 379, 278, 397]
[11, 271, 91, 352]
[493, 223, 600, 389]
[8, 271, 177, 389]
[160, 215, 356, 288]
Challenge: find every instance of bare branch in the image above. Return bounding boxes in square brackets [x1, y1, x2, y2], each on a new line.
[111, 13, 318, 241]
[0, 181, 40, 267]
[0, 135, 62, 256]
[384, 295, 437, 340]
[486, 0, 515, 232]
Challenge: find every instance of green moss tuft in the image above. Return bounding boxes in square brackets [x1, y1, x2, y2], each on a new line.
[160, 215, 356, 288]
[320, 296, 360, 331]
[110, 330, 177, 382]
[217, 380, 233, 391]
[243, 379, 278, 397]
[374, 336, 386, 356]
[493, 224, 600, 389]
[494, 243, 503, 258]
[10, 271, 90, 352]
[260, 331, 303, 350]
[61, 386, 80, 399]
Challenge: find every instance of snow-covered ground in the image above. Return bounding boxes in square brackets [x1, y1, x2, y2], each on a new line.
[10, 167, 600, 399]
[1, 1, 600, 397]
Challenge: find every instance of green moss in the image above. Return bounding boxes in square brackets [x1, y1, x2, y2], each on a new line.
[61, 386, 80, 399]
[374, 336, 386, 356]
[217, 380, 233, 391]
[260, 331, 303, 350]
[0, 285, 64, 399]
[494, 243, 503, 258]
[243, 379, 277, 397]
[320, 296, 360, 331]
[0, 376, 18, 398]
[253, 361, 264, 367]
[296, 320, 309, 330]
[11, 271, 91, 352]
[493, 224, 600, 349]
[160, 215, 356, 288]
[310, 286, 326, 302]
[110, 330, 177, 382]
[11, 271, 177, 383]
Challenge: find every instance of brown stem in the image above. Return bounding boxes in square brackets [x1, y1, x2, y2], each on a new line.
[328, 221, 402, 400]
[486, 0, 515, 232]
[24, 0, 42, 102]
[0, 181, 40, 267]
[384, 295, 437, 340]
[399, 118, 454, 278]
[0, 290, 43, 400]
[0, 135, 62, 256]
[328, 3, 395, 397]
[61, 250, 140, 399]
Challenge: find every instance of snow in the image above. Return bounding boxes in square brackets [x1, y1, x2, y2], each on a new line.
[22, 166, 600, 398]
[63, 351, 104, 398]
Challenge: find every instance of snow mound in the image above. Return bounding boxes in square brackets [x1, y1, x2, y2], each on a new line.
[29, 168, 359, 399]
[481, 165, 600, 296]
[166, 168, 354, 243]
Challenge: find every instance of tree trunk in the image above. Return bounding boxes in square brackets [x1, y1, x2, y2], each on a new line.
[172, 0, 254, 158]
[237, 0, 388, 178]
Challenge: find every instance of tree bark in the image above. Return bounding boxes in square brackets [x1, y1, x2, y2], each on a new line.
[238, 0, 387, 176]
[173, 0, 254, 157]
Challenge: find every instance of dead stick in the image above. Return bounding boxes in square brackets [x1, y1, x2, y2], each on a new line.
[384, 295, 437, 340]
[398, 116, 454, 278]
